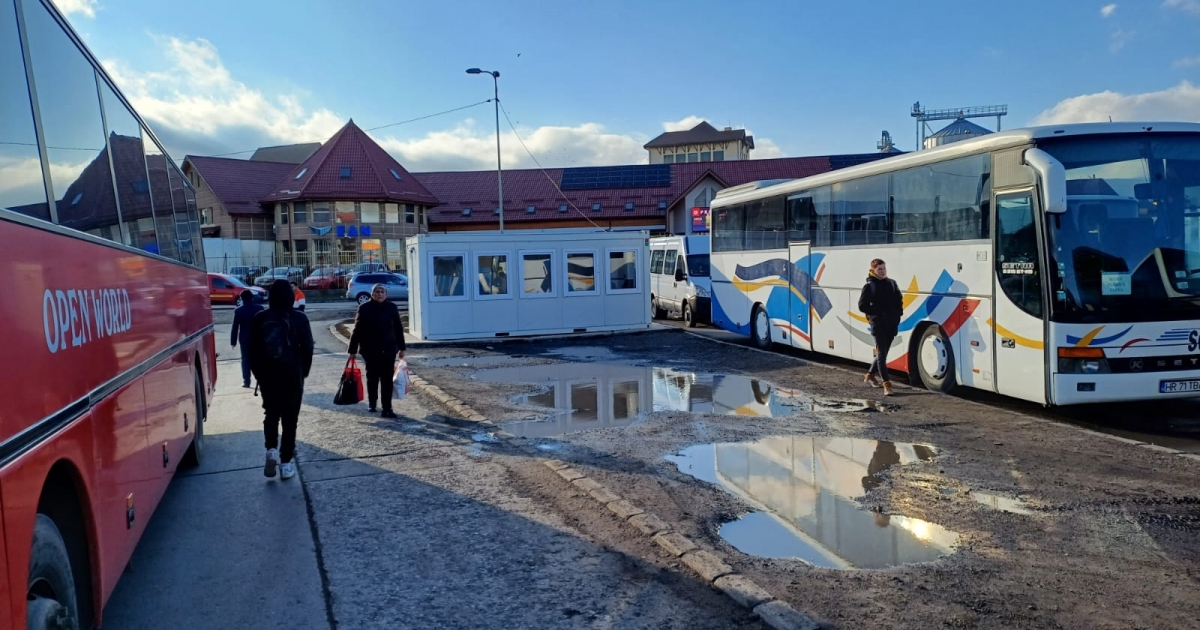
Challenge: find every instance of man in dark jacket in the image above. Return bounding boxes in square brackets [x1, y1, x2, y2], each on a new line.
[857, 258, 903, 396]
[230, 289, 264, 388]
[249, 280, 315, 480]
[348, 283, 406, 418]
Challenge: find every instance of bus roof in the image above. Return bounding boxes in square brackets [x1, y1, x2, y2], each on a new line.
[711, 122, 1200, 208]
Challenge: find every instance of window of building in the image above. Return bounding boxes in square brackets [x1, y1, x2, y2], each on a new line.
[335, 201, 355, 223]
[476, 253, 511, 298]
[294, 167, 307, 180]
[386, 239, 403, 271]
[278, 203, 289, 225]
[200, 208, 213, 225]
[432, 254, 466, 299]
[385, 203, 399, 223]
[714, 150, 725, 161]
[663, 155, 674, 164]
[566, 252, 596, 294]
[521, 252, 555, 296]
[360, 202, 380, 223]
[608, 250, 638, 292]
[294, 239, 310, 268]
[293, 201, 307, 224]
[389, 168, 402, 180]
[559, 204, 569, 213]
[314, 239, 332, 266]
[313, 202, 331, 223]
[405, 203, 416, 224]
[339, 166, 351, 178]
[688, 152, 699, 163]
[361, 238, 382, 265]
[701, 152, 711, 161]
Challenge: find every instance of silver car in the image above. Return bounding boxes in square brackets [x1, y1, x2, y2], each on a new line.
[347, 272, 408, 304]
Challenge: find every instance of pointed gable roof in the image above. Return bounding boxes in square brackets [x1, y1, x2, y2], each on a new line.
[186, 156, 297, 215]
[644, 121, 754, 150]
[261, 120, 439, 206]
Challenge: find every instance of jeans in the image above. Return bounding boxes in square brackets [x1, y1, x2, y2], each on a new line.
[364, 352, 398, 410]
[260, 378, 303, 464]
[868, 334, 896, 383]
[240, 346, 252, 386]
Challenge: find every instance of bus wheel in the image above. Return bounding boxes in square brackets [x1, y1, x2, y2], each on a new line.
[917, 326, 957, 393]
[27, 515, 79, 630]
[683, 302, 697, 328]
[182, 372, 205, 468]
[750, 305, 772, 350]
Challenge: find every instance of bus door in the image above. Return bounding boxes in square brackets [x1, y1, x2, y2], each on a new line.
[787, 241, 814, 351]
[992, 190, 1049, 404]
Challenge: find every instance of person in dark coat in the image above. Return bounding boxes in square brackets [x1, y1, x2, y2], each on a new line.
[230, 289, 264, 388]
[348, 283, 406, 418]
[857, 258, 903, 396]
[249, 280, 314, 480]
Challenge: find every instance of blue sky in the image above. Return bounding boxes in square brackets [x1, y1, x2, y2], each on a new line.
[53, 0, 1200, 170]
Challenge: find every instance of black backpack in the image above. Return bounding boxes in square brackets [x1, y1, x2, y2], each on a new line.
[260, 314, 297, 364]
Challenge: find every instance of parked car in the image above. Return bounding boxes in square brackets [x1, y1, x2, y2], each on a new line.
[227, 265, 269, 285]
[303, 267, 348, 290]
[208, 273, 267, 306]
[351, 262, 390, 276]
[255, 266, 304, 287]
[347, 272, 408, 304]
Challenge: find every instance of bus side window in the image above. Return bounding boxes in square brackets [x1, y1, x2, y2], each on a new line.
[995, 193, 1043, 318]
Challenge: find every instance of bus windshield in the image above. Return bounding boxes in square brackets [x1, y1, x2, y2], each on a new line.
[1038, 135, 1200, 323]
[686, 254, 710, 277]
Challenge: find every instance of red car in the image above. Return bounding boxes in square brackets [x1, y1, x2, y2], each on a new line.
[303, 267, 347, 290]
[208, 272, 267, 306]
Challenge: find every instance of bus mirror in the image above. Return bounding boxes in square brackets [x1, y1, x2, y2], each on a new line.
[1024, 148, 1067, 214]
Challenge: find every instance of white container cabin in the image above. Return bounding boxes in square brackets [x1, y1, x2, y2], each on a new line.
[405, 230, 651, 341]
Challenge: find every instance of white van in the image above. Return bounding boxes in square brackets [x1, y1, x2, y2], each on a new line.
[649, 235, 711, 327]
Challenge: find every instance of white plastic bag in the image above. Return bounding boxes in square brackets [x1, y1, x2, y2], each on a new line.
[393, 359, 411, 400]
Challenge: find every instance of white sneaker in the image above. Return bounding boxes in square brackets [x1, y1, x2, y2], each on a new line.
[280, 462, 296, 480]
[264, 448, 279, 478]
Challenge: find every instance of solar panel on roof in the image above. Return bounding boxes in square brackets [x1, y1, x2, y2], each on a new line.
[560, 164, 671, 190]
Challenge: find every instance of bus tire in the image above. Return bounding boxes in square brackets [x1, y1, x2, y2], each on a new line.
[750, 305, 772, 350]
[182, 370, 205, 469]
[916, 325, 957, 393]
[27, 514, 80, 630]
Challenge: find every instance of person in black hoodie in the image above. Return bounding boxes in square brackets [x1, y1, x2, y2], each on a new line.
[230, 289, 264, 388]
[857, 258, 903, 396]
[348, 283, 406, 418]
[249, 280, 314, 480]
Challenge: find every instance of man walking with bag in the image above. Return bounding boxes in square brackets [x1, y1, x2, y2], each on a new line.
[231, 289, 263, 388]
[249, 280, 315, 480]
[348, 283, 406, 418]
[858, 258, 903, 397]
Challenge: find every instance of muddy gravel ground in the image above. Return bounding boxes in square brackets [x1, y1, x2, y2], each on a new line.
[401, 329, 1200, 630]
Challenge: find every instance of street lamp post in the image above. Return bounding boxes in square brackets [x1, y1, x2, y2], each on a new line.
[467, 68, 503, 233]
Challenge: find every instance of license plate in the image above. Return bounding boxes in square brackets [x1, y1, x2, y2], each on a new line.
[1159, 379, 1200, 394]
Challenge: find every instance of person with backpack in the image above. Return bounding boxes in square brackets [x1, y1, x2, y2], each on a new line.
[230, 289, 264, 388]
[249, 280, 315, 480]
[348, 283, 406, 418]
[857, 258, 903, 396]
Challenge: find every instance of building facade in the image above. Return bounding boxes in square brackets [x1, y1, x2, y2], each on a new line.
[644, 121, 755, 164]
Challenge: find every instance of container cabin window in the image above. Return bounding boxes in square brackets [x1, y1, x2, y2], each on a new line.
[522, 252, 554, 295]
[891, 154, 990, 243]
[566, 252, 596, 293]
[830, 175, 889, 246]
[433, 255, 465, 298]
[744, 195, 786, 250]
[712, 204, 745, 252]
[477, 254, 510, 297]
[0, 3, 50, 222]
[25, 1, 121, 243]
[608, 250, 638, 291]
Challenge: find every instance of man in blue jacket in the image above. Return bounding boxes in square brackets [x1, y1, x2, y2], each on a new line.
[230, 289, 264, 388]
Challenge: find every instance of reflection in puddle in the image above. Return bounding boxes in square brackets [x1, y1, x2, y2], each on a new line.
[971, 491, 1034, 515]
[542, 346, 619, 361]
[423, 355, 523, 368]
[668, 436, 959, 569]
[475, 364, 798, 438]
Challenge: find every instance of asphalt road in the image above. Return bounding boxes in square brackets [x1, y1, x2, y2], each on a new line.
[656, 318, 1200, 454]
[102, 319, 761, 629]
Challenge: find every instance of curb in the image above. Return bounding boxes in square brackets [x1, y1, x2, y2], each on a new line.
[544, 459, 821, 630]
[327, 323, 507, 436]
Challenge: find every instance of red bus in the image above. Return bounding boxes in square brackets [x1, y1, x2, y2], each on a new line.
[1, 1, 215, 628]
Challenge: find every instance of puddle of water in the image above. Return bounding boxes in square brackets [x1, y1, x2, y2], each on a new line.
[471, 432, 500, 443]
[475, 364, 801, 438]
[971, 491, 1034, 515]
[668, 436, 959, 569]
[423, 355, 520, 368]
[542, 346, 619, 361]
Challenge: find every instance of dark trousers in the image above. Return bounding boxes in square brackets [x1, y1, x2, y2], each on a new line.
[239, 346, 252, 386]
[364, 352, 398, 410]
[868, 334, 896, 383]
[261, 377, 303, 463]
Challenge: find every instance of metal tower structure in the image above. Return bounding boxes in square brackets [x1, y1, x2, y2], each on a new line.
[911, 102, 1007, 150]
[877, 130, 897, 153]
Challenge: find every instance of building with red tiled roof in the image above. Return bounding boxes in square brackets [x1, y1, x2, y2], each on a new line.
[644, 121, 755, 164]
[184, 155, 295, 242]
[417, 153, 891, 234]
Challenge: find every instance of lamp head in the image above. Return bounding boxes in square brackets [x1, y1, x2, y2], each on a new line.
[466, 68, 482, 74]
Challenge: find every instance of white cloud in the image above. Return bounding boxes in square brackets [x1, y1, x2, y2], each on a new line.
[1163, 0, 1200, 15]
[1110, 29, 1134, 52]
[662, 116, 706, 132]
[1175, 56, 1200, 68]
[49, 0, 98, 18]
[750, 136, 786, 159]
[1030, 81, 1200, 125]
[1101, 3, 1117, 17]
